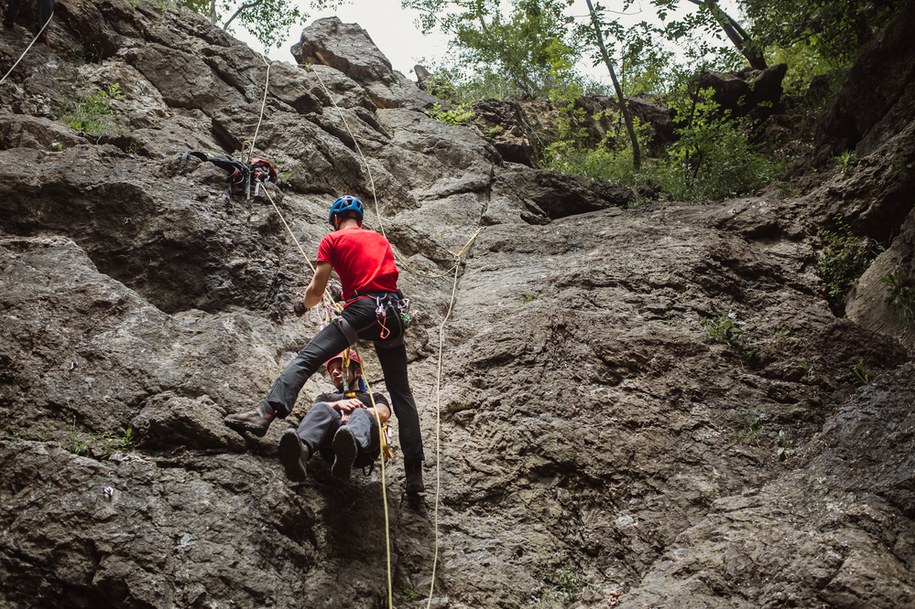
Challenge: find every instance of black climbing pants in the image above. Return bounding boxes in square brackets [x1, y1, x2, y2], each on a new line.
[262, 297, 424, 463]
[296, 403, 379, 468]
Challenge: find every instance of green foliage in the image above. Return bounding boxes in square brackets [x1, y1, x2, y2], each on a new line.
[175, 0, 342, 49]
[518, 290, 543, 306]
[400, 586, 422, 602]
[66, 417, 135, 460]
[176, 0, 209, 14]
[616, 21, 676, 97]
[537, 568, 585, 604]
[796, 359, 816, 384]
[426, 102, 475, 125]
[733, 413, 763, 445]
[852, 361, 877, 386]
[59, 83, 125, 136]
[880, 265, 915, 323]
[742, 0, 906, 68]
[766, 39, 846, 97]
[221, 0, 308, 48]
[833, 150, 857, 175]
[421, 63, 528, 102]
[817, 220, 884, 311]
[406, 0, 581, 99]
[703, 310, 759, 361]
[662, 87, 782, 200]
[543, 85, 781, 201]
[703, 311, 745, 346]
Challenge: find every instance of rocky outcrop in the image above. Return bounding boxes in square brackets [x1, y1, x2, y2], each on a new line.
[816, 0, 915, 161]
[697, 63, 788, 120]
[0, 2, 913, 609]
[291, 17, 439, 111]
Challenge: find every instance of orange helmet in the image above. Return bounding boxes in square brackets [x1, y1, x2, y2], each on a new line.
[325, 349, 363, 374]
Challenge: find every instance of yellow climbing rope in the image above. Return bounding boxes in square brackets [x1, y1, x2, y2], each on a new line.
[356, 358, 396, 609]
[246, 55, 396, 607]
[255, 54, 484, 609]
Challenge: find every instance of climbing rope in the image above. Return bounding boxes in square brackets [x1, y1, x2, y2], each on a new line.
[303, 62, 386, 238]
[357, 359, 396, 609]
[246, 59, 397, 608]
[301, 58, 489, 607]
[425, 226, 481, 608]
[259, 57, 485, 609]
[243, 54, 272, 162]
[0, 10, 54, 86]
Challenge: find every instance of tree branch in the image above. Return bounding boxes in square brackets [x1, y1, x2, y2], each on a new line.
[222, 0, 261, 31]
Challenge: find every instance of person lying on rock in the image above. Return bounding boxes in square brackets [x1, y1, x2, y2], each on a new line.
[277, 349, 390, 482]
[224, 195, 424, 495]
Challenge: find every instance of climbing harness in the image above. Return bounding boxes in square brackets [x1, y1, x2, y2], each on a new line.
[0, 10, 54, 86]
[257, 55, 483, 609]
[373, 291, 412, 340]
[181, 151, 278, 203]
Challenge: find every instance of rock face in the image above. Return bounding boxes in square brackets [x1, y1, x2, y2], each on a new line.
[697, 63, 789, 119]
[816, 0, 915, 161]
[0, 2, 913, 609]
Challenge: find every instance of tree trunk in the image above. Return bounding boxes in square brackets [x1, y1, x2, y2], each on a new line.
[585, 0, 641, 170]
[687, 0, 767, 69]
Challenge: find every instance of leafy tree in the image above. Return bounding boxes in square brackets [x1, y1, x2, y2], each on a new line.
[177, 0, 343, 49]
[614, 0, 765, 70]
[740, 0, 907, 68]
[403, 0, 581, 98]
[663, 84, 781, 199]
[583, 0, 640, 169]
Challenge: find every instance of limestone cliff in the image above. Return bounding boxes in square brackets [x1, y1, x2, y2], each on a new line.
[0, 2, 913, 609]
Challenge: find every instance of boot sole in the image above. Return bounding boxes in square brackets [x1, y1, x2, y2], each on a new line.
[331, 428, 357, 480]
[279, 430, 307, 482]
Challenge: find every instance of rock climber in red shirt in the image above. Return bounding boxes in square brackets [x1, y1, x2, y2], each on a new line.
[224, 195, 424, 494]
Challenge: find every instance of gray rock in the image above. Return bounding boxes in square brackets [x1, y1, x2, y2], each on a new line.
[0, 2, 913, 609]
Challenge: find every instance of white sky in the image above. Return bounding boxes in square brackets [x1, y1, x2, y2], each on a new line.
[234, 0, 740, 81]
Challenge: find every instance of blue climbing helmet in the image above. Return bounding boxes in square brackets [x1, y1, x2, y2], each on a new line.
[327, 195, 365, 226]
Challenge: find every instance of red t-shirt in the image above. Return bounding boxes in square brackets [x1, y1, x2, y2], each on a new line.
[317, 226, 399, 300]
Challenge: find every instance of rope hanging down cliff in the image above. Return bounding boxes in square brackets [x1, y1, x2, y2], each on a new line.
[253, 56, 400, 609]
[0, 10, 53, 86]
[297, 58, 485, 608]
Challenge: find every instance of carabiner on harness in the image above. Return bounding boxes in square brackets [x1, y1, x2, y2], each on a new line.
[375, 296, 392, 340]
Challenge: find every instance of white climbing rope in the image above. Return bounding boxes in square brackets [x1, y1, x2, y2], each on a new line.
[0, 11, 54, 86]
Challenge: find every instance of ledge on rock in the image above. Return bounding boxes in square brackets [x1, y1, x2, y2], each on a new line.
[131, 393, 246, 452]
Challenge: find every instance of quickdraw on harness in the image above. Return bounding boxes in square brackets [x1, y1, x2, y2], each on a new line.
[181, 151, 279, 203]
[372, 291, 413, 340]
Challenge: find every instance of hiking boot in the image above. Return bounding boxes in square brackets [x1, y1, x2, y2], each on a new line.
[331, 426, 357, 480]
[404, 460, 424, 495]
[278, 429, 309, 482]
[224, 404, 274, 437]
